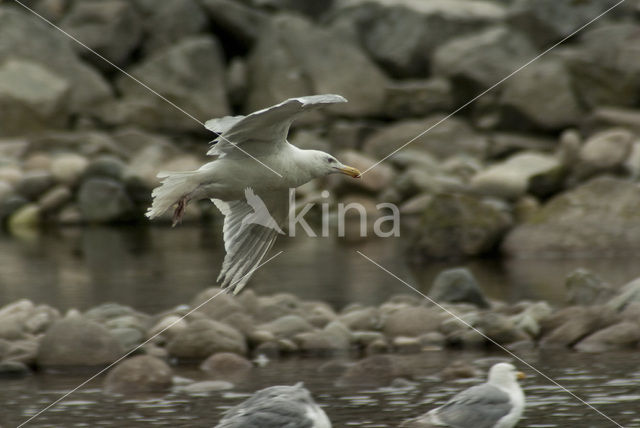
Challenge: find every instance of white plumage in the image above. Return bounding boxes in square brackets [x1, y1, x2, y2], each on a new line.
[214, 383, 331, 428]
[401, 363, 526, 428]
[146, 95, 361, 294]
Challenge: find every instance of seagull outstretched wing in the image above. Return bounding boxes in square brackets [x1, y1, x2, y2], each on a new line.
[211, 189, 288, 294]
[205, 94, 347, 157]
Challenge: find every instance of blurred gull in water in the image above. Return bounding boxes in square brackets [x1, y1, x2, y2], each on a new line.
[401, 363, 526, 428]
[214, 383, 331, 428]
[146, 95, 361, 294]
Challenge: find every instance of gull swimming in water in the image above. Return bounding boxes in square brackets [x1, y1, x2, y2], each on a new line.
[401, 363, 526, 428]
[214, 383, 331, 428]
[146, 95, 361, 294]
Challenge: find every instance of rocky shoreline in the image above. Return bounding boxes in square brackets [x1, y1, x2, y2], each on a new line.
[2, 1, 640, 260]
[1, 266, 639, 394]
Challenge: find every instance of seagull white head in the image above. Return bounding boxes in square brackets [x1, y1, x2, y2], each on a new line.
[303, 149, 361, 178]
[488, 363, 526, 386]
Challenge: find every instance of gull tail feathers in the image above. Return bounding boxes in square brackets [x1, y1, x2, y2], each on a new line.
[145, 170, 202, 224]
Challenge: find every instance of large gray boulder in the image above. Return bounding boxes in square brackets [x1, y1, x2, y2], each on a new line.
[245, 14, 388, 117]
[499, 57, 583, 130]
[0, 300, 35, 340]
[339, 307, 381, 331]
[582, 107, 640, 137]
[574, 322, 640, 353]
[476, 312, 530, 344]
[507, 0, 627, 47]
[37, 317, 124, 368]
[0, 300, 59, 339]
[383, 78, 454, 119]
[113, 36, 229, 132]
[78, 178, 134, 223]
[0, 7, 112, 114]
[327, 0, 505, 77]
[60, 0, 142, 69]
[200, 352, 252, 378]
[104, 355, 173, 394]
[84, 302, 146, 324]
[84, 155, 127, 181]
[606, 277, 640, 312]
[488, 132, 556, 158]
[258, 315, 315, 338]
[410, 193, 511, 259]
[167, 319, 247, 359]
[0, 60, 70, 137]
[539, 305, 616, 348]
[6, 338, 39, 366]
[503, 177, 640, 256]
[574, 128, 633, 179]
[565, 269, 615, 306]
[142, 0, 208, 54]
[363, 116, 488, 160]
[432, 26, 537, 98]
[190, 288, 244, 320]
[566, 24, 640, 108]
[200, 0, 270, 47]
[382, 305, 442, 338]
[430, 268, 490, 308]
[16, 170, 55, 201]
[470, 152, 563, 200]
[294, 321, 352, 356]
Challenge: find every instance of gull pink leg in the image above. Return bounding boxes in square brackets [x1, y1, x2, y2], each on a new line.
[172, 197, 189, 227]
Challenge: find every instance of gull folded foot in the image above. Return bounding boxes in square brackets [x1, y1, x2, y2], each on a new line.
[172, 197, 188, 227]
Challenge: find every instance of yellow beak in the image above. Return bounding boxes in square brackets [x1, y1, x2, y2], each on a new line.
[517, 371, 526, 380]
[337, 165, 361, 178]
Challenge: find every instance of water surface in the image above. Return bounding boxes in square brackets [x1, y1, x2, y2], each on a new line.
[2, 351, 639, 427]
[1, 226, 640, 427]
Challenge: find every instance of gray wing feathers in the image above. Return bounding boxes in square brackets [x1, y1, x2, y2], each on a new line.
[215, 384, 314, 428]
[216, 399, 314, 428]
[211, 195, 282, 294]
[212, 199, 253, 254]
[221, 226, 277, 293]
[206, 94, 347, 156]
[434, 384, 512, 428]
[292, 94, 347, 105]
[204, 115, 245, 134]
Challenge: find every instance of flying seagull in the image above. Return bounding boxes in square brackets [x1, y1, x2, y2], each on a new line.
[401, 363, 526, 428]
[146, 95, 361, 294]
[214, 383, 331, 428]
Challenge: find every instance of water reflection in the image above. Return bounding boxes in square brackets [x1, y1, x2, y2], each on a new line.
[1, 226, 640, 313]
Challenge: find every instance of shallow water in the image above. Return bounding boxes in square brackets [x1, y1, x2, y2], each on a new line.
[1, 226, 640, 427]
[2, 351, 639, 427]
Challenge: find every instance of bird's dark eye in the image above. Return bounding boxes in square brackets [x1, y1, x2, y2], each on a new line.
[327, 158, 336, 164]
